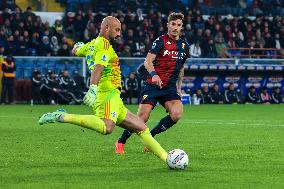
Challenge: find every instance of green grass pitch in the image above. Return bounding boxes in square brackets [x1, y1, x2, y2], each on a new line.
[0, 105, 283, 189]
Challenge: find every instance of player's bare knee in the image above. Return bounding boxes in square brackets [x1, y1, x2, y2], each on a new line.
[105, 124, 114, 134]
[135, 120, 147, 133]
[138, 112, 150, 122]
[104, 122, 115, 134]
[170, 111, 182, 122]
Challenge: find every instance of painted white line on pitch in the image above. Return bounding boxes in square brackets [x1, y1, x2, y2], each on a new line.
[148, 120, 284, 127]
[0, 115, 38, 119]
[0, 115, 283, 127]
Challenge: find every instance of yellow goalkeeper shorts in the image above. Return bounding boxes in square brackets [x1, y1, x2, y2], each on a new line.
[93, 89, 127, 125]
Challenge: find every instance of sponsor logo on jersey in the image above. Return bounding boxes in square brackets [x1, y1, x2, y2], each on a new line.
[162, 50, 186, 59]
[182, 43, 185, 49]
[166, 41, 171, 45]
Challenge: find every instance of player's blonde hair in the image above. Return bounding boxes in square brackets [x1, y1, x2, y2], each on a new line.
[168, 12, 184, 22]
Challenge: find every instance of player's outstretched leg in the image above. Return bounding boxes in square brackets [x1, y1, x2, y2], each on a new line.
[38, 109, 109, 135]
[119, 111, 168, 162]
[39, 109, 67, 125]
[116, 103, 152, 154]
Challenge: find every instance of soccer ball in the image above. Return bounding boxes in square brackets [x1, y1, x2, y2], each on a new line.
[166, 149, 189, 170]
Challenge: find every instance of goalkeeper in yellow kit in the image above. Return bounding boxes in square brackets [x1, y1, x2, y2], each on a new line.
[38, 16, 168, 163]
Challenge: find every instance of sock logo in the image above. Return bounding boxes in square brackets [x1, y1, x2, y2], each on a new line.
[161, 125, 166, 131]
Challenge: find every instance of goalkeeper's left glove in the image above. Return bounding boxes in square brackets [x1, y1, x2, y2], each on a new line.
[72, 42, 85, 55]
[83, 84, 98, 107]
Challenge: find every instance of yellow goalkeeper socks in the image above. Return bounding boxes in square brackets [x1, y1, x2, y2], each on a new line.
[137, 128, 168, 162]
[63, 114, 106, 134]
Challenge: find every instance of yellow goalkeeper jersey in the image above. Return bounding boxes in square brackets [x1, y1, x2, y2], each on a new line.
[76, 36, 122, 92]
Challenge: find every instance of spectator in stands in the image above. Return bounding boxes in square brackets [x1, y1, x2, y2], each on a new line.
[60, 70, 82, 104]
[271, 87, 283, 104]
[260, 86, 271, 104]
[84, 21, 98, 41]
[273, 33, 283, 55]
[192, 88, 204, 105]
[202, 85, 212, 104]
[39, 36, 51, 56]
[215, 32, 231, 58]
[125, 72, 139, 104]
[45, 70, 69, 104]
[210, 84, 224, 104]
[22, 6, 36, 21]
[234, 30, 246, 48]
[224, 83, 241, 104]
[58, 43, 70, 56]
[190, 40, 202, 58]
[50, 36, 60, 56]
[1, 55, 15, 104]
[120, 45, 132, 57]
[203, 39, 217, 58]
[73, 11, 87, 41]
[73, 69, 87, 93]
[246, 86, 260, 104]
[31, 70, 49, 104]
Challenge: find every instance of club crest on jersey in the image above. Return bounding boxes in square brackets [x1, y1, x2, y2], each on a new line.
[182, 43, 185, 49]
[101, 55, 107, 62]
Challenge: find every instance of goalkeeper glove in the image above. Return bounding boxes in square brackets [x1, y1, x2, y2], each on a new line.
[72, 42, 85, 55]
[74, 42, 84, 48]
[83, 84, 98, 107]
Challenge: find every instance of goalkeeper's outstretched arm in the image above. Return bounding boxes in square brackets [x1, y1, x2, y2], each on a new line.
[72, 42, 91, 57]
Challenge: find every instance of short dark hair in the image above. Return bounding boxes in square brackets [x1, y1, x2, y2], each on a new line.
[168, 12, 184, 22]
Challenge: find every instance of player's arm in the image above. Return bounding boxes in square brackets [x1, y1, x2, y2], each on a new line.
[72, 41, 92, 57]
[83, 48, 109, 107]
[177, 64, 184, 96]
[144, 53, 163, 88]
[90, 64, 104, 85]
[83, 64, 104, 107]
[144, 37, 164, 88]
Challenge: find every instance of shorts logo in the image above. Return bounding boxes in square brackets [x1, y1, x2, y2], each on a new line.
[142, 95, 148, 100]
[101, 55, 107, 62]
[111, 112, 117, 118]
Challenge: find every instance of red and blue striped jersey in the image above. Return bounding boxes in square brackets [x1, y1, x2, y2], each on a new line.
[146, 34, 189, 89]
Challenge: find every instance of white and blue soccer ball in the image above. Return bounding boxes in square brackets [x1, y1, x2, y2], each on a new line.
[166, 149, 189, 170]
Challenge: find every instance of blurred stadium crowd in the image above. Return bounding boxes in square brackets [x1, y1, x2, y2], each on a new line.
[0, 0, 283, 58]
[0, 0, 283, 104]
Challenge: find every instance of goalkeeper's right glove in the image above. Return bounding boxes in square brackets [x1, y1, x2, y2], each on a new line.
[83, 84, 98, 107]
